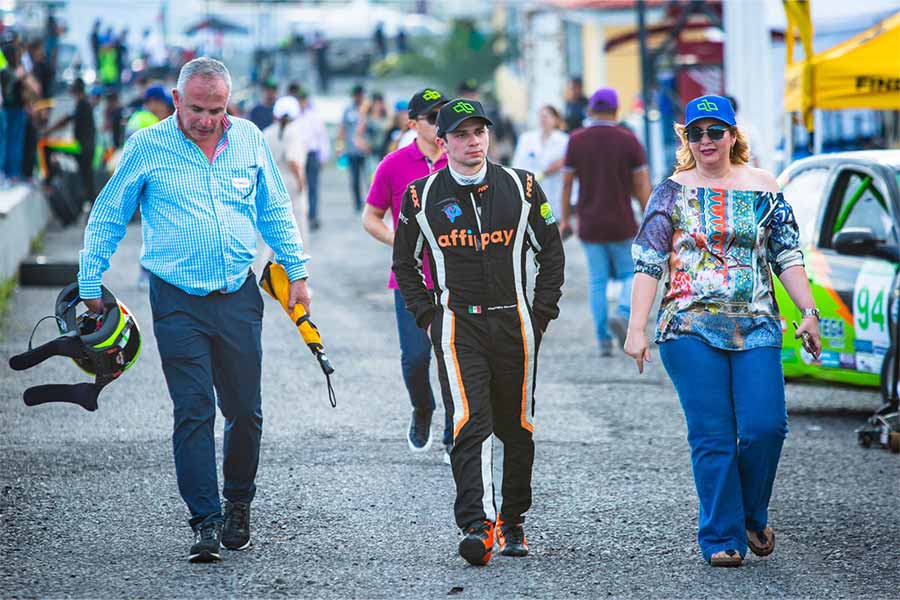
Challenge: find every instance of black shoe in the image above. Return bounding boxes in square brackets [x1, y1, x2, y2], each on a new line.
[222, 501, 252, 550]
[497, 516, 529, 557]
[608, 316, 628, 350]
[310, 219, 320, 231]
[188, 522, 222, 563]
[407, 409, 433, 452]
[443, 441, 453, 465]
[600, 340, 613, 357]
[458, 520, 495, 566]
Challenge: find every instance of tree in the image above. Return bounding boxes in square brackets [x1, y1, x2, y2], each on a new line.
[371, 19, 505, 92]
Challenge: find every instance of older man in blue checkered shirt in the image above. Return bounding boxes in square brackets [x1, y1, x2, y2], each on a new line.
[78, 57, 309, 563]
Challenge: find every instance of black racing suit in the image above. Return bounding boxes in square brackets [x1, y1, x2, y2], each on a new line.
[392, 162, 565, 529]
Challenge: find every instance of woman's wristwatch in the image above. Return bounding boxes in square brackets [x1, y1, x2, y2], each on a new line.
[800, 308, 820, 320]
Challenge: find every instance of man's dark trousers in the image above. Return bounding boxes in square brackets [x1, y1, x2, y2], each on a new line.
[347, 154, 366, 212]
[306, 150, 320, 223]
[149, 273, 263, 529]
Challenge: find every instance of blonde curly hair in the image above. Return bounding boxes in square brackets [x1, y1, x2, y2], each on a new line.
[673, 123, 750, 173]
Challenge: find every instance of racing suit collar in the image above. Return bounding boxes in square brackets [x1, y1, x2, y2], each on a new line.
[448, 161, 487, 186]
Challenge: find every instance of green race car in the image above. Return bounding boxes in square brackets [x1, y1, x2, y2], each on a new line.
[776, 150, 900, 403]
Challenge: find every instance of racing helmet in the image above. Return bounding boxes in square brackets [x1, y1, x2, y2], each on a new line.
[8, 283, 141, 411]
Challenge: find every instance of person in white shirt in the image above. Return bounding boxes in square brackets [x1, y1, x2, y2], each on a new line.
[511, 105, 570, 219]
[262, 96, 308, 264]
[290, 85, 331, 230]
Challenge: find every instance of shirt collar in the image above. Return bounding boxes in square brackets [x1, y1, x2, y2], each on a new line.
[407, 138, 446, 166]
[586, 118, 618, 127]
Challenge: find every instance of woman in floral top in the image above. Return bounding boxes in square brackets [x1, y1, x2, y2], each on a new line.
[624, 95, 822, 567]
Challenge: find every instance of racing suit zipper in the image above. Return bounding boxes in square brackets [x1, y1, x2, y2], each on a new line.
[469, 192, 483, 251]
[473, 189, 493, 312]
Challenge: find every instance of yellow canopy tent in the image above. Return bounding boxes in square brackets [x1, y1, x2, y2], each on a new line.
[785, 11, 900, 129]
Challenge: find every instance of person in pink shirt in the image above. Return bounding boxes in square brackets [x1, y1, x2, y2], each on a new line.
[362, 88, 452, 462]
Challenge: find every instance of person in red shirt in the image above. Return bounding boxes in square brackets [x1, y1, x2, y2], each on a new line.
[362, 88, 452, 462]
[559, 87, 652, 356]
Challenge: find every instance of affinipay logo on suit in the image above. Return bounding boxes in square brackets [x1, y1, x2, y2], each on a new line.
[437, 228, 514, 248]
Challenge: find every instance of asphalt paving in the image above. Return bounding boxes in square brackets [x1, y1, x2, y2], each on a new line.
[1, 164, 898, 599]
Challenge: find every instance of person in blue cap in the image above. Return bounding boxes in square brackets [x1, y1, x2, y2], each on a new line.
[125, 85, 172, 138]
[624, 94, 822, 567]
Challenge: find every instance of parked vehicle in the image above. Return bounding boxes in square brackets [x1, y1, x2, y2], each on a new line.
[776, 150, 900, 412]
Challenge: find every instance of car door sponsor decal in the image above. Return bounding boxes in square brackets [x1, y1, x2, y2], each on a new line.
[805, 247, 854, 325]
[853, 259, 895, 373]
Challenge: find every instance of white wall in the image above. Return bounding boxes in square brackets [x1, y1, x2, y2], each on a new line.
[724, 0, 776, 173]
[523, 10, 566, 130]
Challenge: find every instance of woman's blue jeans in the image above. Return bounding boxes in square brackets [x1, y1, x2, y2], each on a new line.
[659, 336, 788, 561]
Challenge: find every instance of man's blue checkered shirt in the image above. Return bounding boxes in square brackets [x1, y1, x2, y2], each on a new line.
[78, 114, 308, 298]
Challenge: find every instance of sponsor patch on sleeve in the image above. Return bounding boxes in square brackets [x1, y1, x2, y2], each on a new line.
[540, 202, 557, 225]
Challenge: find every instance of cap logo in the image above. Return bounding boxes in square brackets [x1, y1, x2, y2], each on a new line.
[696, 99, 718, 112]
[452, 101, 475, 114]
[422, 90, 442, 101]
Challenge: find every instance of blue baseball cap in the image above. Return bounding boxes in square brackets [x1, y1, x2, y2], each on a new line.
[684, 95, 736, 127]
[145, 85, 171, 105]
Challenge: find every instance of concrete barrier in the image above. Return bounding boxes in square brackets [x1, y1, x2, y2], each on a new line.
[0, 185, 50, 281]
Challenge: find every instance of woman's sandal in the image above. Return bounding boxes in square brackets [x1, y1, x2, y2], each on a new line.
[747, 527, 775, 557]
[709, 549, 743, 567]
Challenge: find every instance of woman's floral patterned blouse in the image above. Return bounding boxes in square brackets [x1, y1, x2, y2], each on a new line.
[632, 178, 804, 350]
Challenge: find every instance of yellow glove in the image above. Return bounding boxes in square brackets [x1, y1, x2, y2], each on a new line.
[259, 261, 336, 406]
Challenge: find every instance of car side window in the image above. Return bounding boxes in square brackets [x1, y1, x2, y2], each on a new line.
[830, 171, 895, 244]
[781, 167, 830, 246]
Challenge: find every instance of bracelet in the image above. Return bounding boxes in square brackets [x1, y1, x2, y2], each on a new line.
[800, 308, 820, 320]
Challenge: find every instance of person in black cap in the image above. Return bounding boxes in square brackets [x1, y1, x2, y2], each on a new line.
[363, 88, 453, 462]
[456, 79, 479, 100]
[392, 98, 565, 566]
[248, 79, 277, 131]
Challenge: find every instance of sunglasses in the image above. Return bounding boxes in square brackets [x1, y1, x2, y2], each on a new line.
[417, 111, 439, 126]
[686, 125, 729, 143]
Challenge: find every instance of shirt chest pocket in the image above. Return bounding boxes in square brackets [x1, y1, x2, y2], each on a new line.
[225, 165, 259, 206]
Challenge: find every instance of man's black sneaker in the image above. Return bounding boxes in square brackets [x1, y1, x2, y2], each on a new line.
[188, 522, 222, 563]
[222, 501, 252, 550]
[458, 520, 495, 566]
[497, 516, 529, 557]
[407, 409, 433, 452]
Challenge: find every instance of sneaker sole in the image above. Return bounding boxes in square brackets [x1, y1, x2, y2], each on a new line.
[500, 546, 529, 557]
[223, 539, 252, 551]
[188, 549, 222, 563]
[459, 538, 491, 566]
